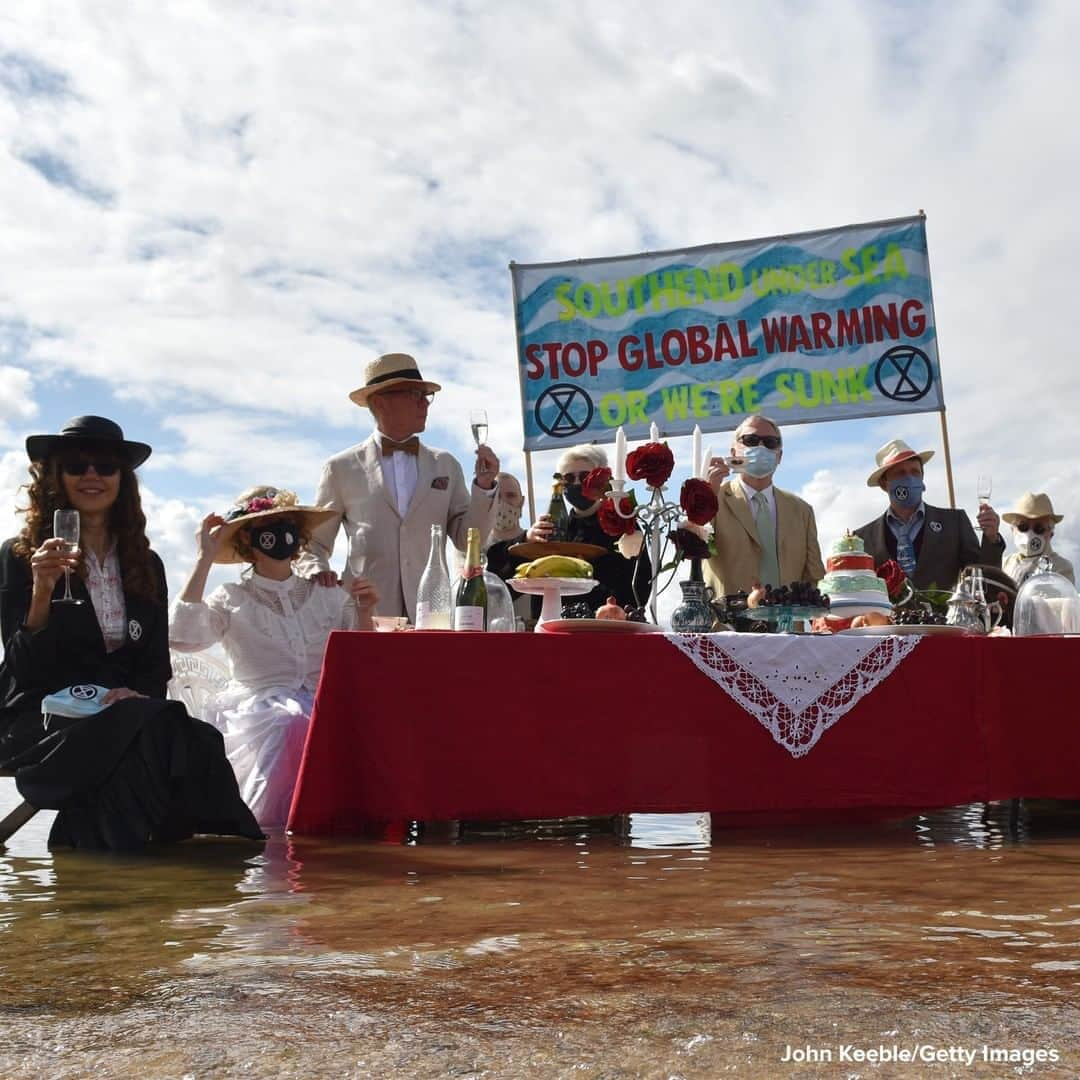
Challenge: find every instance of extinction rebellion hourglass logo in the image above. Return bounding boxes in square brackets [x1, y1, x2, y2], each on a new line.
[534, 383, 594, 438]
[874, 345, 934, 403]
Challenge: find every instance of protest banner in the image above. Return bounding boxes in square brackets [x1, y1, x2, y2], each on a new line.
[510, 213, 953, 513]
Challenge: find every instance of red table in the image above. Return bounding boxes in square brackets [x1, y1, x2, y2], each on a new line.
[287, 632, 1080, 835]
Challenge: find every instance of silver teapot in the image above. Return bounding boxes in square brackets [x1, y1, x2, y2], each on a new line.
[946, 567, 1002, 634]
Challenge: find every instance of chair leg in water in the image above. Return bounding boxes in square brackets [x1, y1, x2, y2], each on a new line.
[0, 799, 39, 845]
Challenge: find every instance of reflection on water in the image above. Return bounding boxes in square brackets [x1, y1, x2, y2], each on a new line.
[1, 782, 1078, 1077]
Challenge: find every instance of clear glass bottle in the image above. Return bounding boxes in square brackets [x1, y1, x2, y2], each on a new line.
[453, 527, 488, 631]
[415, 524, 452, 629]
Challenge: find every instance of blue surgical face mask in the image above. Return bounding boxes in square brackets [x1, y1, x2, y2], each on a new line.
[741, 445, 778, 479]
[249, 520, 301, 561]
[888, 477, 924, 509]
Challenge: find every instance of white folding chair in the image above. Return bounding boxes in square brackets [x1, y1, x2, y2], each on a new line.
[167, 651, 230, 723]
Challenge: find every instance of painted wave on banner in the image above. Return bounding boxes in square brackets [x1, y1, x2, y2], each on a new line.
[511, 218, 942, 451]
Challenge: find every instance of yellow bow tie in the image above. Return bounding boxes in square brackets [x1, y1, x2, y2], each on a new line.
[381, 436, 420, 456]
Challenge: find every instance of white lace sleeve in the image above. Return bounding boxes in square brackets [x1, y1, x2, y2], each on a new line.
[169, 587, 232, 652]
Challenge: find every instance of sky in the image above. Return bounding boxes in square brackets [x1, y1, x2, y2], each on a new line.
[3, 0, 1079, 618]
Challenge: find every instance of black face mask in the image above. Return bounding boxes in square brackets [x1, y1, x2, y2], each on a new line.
[250, 521, 301, 561]
[563, 483, 595, 511]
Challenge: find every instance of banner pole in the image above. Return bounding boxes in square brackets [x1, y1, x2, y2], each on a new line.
[938, 410, 956, 510]
[524, 450, 536, 524]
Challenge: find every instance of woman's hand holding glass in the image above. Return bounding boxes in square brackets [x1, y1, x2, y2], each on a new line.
[30, 537, 80, 599]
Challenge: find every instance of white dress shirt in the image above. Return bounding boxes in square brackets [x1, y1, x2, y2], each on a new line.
[375, 429, 419, 516]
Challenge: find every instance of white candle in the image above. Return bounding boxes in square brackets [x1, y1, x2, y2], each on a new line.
[650, 422, 659, 442]
[692, 425, 702, 480]
[699, 445, 712, 479]
[613, 426, 626, 486]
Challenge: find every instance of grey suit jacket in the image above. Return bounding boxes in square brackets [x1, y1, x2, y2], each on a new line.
[297, 434, 496, 620]
[853, 504, 1004, 591]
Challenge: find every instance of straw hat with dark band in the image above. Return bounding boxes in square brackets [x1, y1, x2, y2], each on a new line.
[26, 415, 152, 468]
[348, 353, 441, 407]
[866, 438, 934, 487]
[213, 487, 337, 565]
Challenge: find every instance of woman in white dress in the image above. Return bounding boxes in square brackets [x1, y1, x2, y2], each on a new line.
[169, 486, 377, 829]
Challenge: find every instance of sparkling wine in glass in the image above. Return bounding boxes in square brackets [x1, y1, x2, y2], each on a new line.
[53, 509, 84, 605]
[469, 409, 489, 447]
[976, 474, 992, 505]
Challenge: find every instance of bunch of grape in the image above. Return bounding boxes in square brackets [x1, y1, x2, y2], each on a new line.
[759, 582, 830, 609]
[561, 601, 594, 620]
[894, 607, 948, 626]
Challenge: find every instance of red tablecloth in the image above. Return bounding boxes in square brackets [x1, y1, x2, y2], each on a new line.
[287, 632, 1080, 835]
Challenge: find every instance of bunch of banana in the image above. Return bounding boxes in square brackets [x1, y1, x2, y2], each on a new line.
[513, 555, 593, 579]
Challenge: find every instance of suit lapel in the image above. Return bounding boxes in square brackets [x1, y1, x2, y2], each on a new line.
[723, 481, 759, 546]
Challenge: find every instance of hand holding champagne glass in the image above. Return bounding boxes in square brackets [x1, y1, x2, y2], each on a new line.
[53, 508, 84, 605]
[976, 474, 992, 506]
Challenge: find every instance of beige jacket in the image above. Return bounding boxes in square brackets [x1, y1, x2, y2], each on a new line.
[298, 434, 496, 620]
[703, 478, 824, 597]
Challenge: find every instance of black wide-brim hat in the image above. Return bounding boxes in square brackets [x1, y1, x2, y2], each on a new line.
[26, 415, 152, 468]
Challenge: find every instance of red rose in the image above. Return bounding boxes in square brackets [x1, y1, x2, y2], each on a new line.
[679, 477, 719, 526]
[597, 495, 638, 537]
[581, 466, 611, 503]
[875, 559, 907, 601]
[626, 442, 675, 488]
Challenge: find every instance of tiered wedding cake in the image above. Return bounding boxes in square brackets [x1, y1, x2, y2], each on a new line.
[818, 533, 892, 615]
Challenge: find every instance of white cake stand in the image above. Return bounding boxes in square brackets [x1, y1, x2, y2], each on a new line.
[509, 577, 597, 630]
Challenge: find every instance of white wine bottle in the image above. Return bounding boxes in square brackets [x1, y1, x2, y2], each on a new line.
[415, 524, 452, 629]
[453, 527, 488, 631]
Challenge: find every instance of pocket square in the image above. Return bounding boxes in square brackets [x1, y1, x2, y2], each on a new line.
[431, 476, 449, 490]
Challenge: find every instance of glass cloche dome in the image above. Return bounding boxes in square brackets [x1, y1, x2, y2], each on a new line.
[483, 571, 517, 632]
[1013, 558, 1080, 636]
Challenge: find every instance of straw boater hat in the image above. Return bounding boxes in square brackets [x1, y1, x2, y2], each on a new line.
[866, 438, 935, 487]
[348, 353, 441, 408]
[1001, 492, 1063, 525]
[26, 415, 152, 468]
[214, 487, 337, 564]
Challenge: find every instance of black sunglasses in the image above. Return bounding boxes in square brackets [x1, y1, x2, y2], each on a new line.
[737, 434, 782, 450]
[1015, 521, 1049, 536]
[558, 471, 592, 485]
[61, 461, 121, 477]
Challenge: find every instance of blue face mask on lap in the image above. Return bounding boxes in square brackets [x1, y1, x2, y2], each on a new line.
[741, 446, 778, 479]
[889, 477, 925, 509]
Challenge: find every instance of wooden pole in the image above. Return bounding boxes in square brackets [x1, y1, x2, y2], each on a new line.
[524, 449, 536, 523]
[938, 410, 956, 509]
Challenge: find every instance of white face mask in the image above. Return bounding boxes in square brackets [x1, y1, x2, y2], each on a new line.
[1013, 528, 1050, 558]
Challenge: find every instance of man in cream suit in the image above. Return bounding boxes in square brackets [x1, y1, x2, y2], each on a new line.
[299, 353, 499, 620]
[702, 414, 824, 597]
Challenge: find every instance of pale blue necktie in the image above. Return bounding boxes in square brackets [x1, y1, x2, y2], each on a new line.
[752, 491, 780, 587]
[894, 521, 917, 577]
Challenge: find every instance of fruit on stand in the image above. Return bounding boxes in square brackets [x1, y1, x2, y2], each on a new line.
[513, 555, 593, 579]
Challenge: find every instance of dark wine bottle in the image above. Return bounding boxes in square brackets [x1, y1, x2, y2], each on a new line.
[547, 476, 568, 542]
[453, 527, 488, 631]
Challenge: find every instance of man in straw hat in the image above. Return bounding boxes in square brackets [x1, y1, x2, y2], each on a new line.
[297, 353, 499, 620]
[854, 437, 1003, 590]
[1001, 492, 1074, 586]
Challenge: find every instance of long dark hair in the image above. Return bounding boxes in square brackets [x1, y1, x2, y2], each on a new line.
[13, 454, 160, 603]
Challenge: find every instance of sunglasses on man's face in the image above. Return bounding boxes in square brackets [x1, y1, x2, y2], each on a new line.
[1016, 521, 1050, 536]
[379, 388, 434, 404]
[559, 471, 592, 485]
[737, 434, 782, 450]
[61, 461, 121, 477]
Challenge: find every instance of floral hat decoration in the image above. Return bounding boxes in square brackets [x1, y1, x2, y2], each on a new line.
[213, 486, 337, 564]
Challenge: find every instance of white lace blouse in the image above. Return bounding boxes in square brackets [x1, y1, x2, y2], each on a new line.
[169, 573, 359, 694]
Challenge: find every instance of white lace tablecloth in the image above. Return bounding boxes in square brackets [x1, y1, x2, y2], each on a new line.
[664, 632, 922, 757]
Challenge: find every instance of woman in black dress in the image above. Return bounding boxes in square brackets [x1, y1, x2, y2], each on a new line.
[0, 415, 263, 851]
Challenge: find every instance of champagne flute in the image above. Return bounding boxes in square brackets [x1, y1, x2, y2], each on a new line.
[469, 409, 489, 447]
[976, 474, 992, 506]
[53, 509, 84, 605]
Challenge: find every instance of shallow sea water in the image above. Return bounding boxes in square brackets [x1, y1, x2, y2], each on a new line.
[1, 783, 1078, 1078]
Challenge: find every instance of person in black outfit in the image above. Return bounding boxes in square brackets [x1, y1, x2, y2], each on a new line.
[489, 445, 651, 616]
[0, 416, 263, 851]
